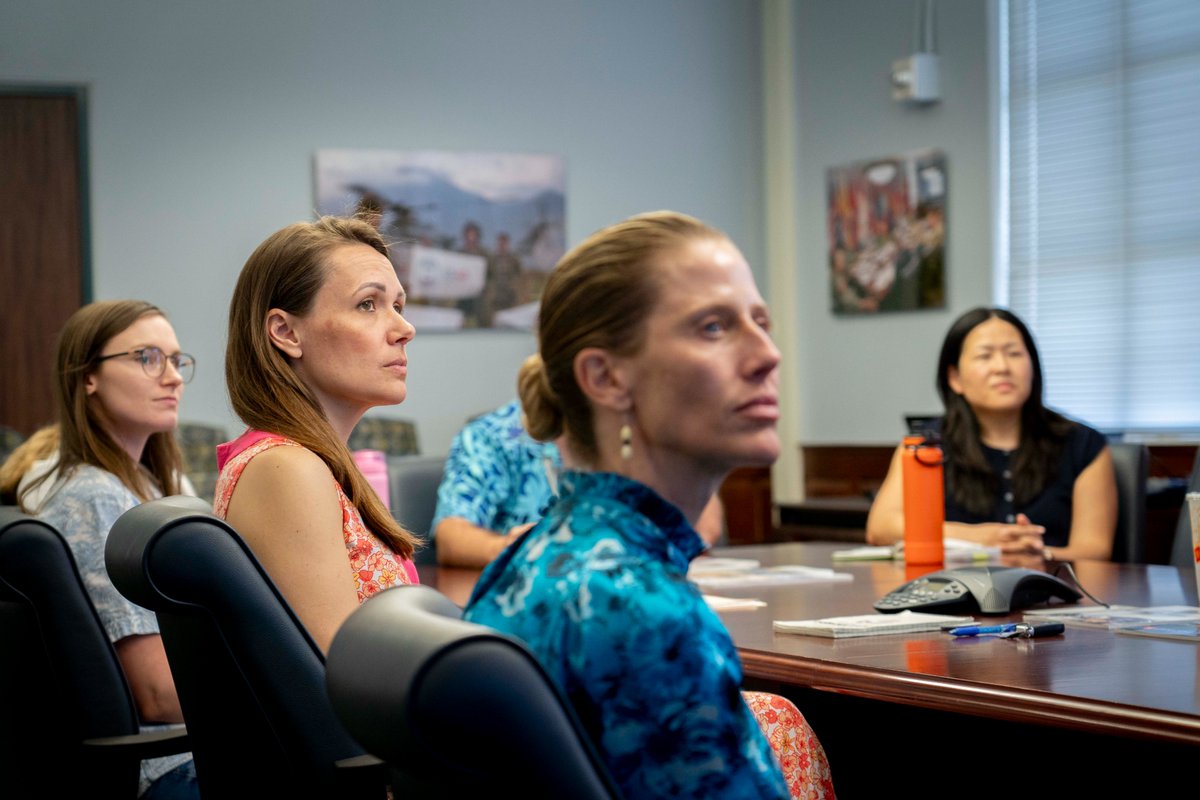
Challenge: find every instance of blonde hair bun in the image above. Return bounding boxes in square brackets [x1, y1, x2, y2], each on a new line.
[517, 354, 564, 442]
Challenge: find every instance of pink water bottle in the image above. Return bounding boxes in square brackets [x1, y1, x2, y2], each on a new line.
[901, 435, 944, 566]
[352, 449, 390, 509]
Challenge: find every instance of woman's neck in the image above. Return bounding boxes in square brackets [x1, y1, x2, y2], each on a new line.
[323, 404, 366, 444]
[589, 419, 722, 526]
[106, 427, 149, 465]
[975, 410, 1022, 451]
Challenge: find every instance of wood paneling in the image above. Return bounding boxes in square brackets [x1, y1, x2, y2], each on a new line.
[801, 444, 894, 499]
[718, 466, 772, 545]
[1148, 444, 1198, 479]
[0, 91, 86, 435]
[1146, 444, 1199, 564]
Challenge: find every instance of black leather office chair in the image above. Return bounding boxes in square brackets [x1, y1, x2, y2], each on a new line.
[348, 416, 420, 456]
[105, 496, 385, 799]
[0, 425, 23, 463]
[1109, 442, 1148, 563]
[326, 584, 622, 800]
[1170, 447, 1200, 571]
[386, 454, 445, 565]
[0, 506, 189, 799]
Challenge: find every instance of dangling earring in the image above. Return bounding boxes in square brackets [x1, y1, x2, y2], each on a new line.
[619, 422, 633, 461]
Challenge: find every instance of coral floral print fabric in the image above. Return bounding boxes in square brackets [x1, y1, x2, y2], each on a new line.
[214, 435, 415, 599]
[743, 690, 836, 799]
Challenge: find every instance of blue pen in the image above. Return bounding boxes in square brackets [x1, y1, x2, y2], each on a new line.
[947, 623, 1018, 637]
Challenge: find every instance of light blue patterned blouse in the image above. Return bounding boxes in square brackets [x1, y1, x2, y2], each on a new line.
[431, 400, 562, 537]
[22, 461, 193, 795]
[464, 470, 789, 800]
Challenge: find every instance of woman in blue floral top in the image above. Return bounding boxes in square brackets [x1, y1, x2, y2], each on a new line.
[464, 211, 834, 799]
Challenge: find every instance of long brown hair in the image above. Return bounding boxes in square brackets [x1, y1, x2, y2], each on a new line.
[226, 215, 417, 558]
[936, 307, 1071, 514]
[518, 210, 727, 463]
[3, 301, 185, 510]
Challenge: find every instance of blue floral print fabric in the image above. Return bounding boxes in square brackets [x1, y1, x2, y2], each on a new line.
[464, 470, 789, 800]
[431, 400, 562, 537]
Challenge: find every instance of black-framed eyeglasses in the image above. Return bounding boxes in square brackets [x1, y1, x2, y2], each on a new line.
[96, 347, 196, 384]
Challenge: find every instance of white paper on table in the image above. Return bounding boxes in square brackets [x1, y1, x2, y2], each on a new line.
[689, 557, 762, 574]
[891, 538, 1001, 563]
[689, 564, 852, 590]
[703, 595, 768, 612]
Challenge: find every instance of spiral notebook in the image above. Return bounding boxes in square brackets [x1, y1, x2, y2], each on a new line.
[773, 610, 974, 638]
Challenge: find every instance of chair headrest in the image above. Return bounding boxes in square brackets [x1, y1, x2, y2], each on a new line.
[326, 585, 619, 797]
[105, 495, 220, 610]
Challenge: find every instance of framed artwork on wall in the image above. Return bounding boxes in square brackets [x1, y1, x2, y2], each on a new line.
[315, 149, 566, 331]
[826, 148, 946, 315]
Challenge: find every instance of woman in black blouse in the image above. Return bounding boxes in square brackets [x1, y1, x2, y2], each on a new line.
[867, 307, 1117, 561]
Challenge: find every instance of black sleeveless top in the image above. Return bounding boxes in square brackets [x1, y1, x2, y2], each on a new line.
[939, 421, 1107, 547]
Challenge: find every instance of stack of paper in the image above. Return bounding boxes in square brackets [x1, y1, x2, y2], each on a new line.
[1023, 605, 1200, 631]
[833, 538, 1001, 563]
[773, 610, 975, 638]
[688, 559, 852, 590]
[897, 538, 1001, 563]
[1114, 623, 1200, 642]
[831, 546, 894, 562]
[702, 595, 768, 612]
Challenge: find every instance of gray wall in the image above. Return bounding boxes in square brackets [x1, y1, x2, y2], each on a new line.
[4, 0, 996, 456]
[1, 0, 764, 455]
[791, 0, 992, 444]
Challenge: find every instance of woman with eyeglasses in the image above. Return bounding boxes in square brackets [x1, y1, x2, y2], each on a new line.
[0, 299, 199, 799]
[215, 215, 419, 653]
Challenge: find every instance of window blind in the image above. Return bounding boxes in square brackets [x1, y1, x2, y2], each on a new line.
[996, 0, 1200, 433]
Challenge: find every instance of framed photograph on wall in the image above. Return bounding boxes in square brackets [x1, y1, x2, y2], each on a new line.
[826, 148, 946, 314]
[315, 149, 566, 331]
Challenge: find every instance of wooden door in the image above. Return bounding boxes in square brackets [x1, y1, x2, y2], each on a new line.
[0, 89, 87, 436]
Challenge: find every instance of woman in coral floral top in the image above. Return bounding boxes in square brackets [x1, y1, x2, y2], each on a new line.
[217, 216, 420, 651]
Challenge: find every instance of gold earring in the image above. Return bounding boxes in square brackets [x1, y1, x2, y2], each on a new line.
[619, 423, 633, 461]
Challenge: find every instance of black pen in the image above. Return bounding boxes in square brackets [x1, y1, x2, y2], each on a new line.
[998, 622, 1065, 639]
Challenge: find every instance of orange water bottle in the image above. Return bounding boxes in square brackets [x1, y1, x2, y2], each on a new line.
[901, 434, 944, 566]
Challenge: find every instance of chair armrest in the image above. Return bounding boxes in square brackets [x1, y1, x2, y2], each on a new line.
[83, 726, 190, 760]
[335, 754, 384, 769]
[334, 753, 390, 798]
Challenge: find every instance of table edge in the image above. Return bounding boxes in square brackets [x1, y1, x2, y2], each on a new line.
[741, 648, 1200, 746]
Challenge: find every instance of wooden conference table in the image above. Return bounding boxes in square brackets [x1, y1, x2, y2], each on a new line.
[420, 541, 1200, 797]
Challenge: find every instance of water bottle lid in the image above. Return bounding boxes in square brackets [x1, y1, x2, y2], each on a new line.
[902, 435, 944, 466]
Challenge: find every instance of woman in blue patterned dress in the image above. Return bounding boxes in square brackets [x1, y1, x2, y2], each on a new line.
[464, 211, 834, 799]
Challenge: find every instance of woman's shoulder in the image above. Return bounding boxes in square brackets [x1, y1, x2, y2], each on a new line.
[1058, 419, 1108, 470]
[1058, 418, 1106, 448]
[33, 462, 137, 525]
[29, 460, 127, 499]
[215, 436, 335, 517]
[1066, 419, 1106, 443]
[225, 438, 332, 488]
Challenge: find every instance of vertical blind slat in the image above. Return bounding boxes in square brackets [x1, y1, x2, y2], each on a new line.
[1002, 0, 1200, 432]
